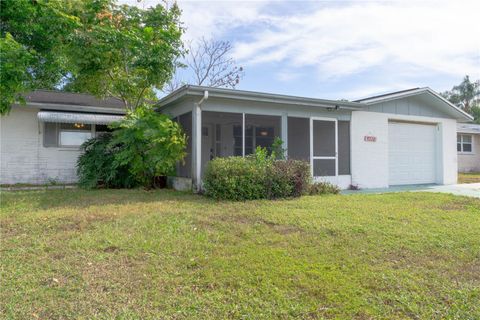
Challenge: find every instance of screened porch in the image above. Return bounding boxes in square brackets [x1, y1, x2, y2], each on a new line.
[175, 110, 351, 188]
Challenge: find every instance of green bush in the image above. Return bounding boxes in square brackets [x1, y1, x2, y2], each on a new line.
[77, 133, 138, 189]
[204, 148, 312, 200]
[77, 106, 186, 189]
[203, 156, 267, 200]
[110, 106, 186, 188]
[308, 181, 341, 195]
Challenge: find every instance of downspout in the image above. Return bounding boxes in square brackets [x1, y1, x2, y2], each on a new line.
[194, 90, 208, 192]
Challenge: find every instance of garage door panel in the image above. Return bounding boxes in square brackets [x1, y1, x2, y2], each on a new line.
[388, 122, 437, 185]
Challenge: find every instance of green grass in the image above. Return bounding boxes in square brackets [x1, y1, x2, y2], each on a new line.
[1, 189, 479, 319]
[459, 172, 480, 184]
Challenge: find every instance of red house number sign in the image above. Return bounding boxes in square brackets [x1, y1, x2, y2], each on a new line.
[364, 135, 377, 142]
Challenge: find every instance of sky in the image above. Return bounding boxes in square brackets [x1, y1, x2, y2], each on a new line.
[120, 0, 480, 100]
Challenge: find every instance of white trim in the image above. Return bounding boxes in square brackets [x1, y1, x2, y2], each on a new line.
[242, 113, 245, 157]
[310, 117, 338, 181]
[25, 102, 125, 114]
[357, 87, 473, 121]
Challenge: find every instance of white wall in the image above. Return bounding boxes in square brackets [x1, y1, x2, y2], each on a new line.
[350, 111, 458, 188]
[0, 107, 81, 184]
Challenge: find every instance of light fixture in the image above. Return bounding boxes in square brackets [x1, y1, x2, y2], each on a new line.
[259, 130, 268, 136]
[74, 123, 85, 128]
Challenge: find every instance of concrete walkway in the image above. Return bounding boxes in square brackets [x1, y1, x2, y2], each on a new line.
[342, 183, 480, 198]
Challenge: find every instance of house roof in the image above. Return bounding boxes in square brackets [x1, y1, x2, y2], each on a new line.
[158, 85, 365, 110]
[457, 123, 480, 134]
[353, 88, 421, 102]
[19, 90, 126, 114]
[355, 87, 474, 122]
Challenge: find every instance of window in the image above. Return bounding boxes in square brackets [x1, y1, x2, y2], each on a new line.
[59, 123, 92, 147]
[43, 123, 109, 148]
[457, 134, 473, 153]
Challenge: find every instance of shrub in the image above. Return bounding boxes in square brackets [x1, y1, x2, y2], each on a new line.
[203, 156, 268, 200]
[204, 147, 312, 200]
[77, 106, 186, 189]
[109, 106, 186, 189]
[77, 133, 138, 189]
[266, 160, 311, 198]
[308, 181, 341, 195]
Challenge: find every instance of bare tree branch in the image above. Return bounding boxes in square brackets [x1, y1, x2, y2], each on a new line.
[163, 37, 244, 94]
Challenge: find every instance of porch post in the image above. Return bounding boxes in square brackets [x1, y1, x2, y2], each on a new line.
[192, 103, 202, 191]
[281, 112, 288, 159]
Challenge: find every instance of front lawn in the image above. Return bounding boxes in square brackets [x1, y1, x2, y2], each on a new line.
[459, 172, 480, 184]
[1, 190, 479, 319]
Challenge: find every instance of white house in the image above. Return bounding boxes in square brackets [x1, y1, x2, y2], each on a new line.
[0, 90, 125, 185]
[457, 123, 480, 172]
[158, 86, 473, 190]
[0, 86, 473, 188]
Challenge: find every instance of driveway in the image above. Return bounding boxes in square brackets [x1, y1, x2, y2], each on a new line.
[343, 183, 480, 198]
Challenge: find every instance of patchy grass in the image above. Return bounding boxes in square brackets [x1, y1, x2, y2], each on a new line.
[459, 172, 480, 184]
[1, 189, 479, 319]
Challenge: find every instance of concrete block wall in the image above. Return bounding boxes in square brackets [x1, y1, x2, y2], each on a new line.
[350, 111, 458, 188]
[1, 107, 81, 184]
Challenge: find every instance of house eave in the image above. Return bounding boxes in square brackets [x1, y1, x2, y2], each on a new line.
[157, 85, 365, 111]
[357, 87, 474, 122]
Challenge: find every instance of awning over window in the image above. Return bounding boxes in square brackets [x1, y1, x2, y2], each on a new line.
[37, 111, 123, 125]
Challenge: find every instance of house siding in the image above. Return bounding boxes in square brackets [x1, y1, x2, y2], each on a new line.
[365, 96, 448, 118]
[350, 110, 458, 188]
[458, 133, 480, 172]
[1, 107, 81, 184]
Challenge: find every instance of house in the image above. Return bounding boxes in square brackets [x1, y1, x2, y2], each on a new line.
[158, 86, 473, 190]
[457, 123, 480, 172]
[1, 86, 473, 188]
[0, 90, 125, 185]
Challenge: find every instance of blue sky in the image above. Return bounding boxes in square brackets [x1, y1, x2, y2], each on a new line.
[122, 0, 480, 100]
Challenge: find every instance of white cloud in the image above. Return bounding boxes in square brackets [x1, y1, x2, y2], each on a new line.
[231, 1, 480, 80]
[119, 0, 480, 95]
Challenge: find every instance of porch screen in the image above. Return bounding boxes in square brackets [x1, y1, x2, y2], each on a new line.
[244, 114, 281, 156]
[177, 112, 192, 178]
[338, 121, 350, 175]
[312, 120, 335, 176]
[287, 117, 310, 161]
[201, 111, 242, 175]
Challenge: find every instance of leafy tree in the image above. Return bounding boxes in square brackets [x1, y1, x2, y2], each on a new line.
[66, 1, 184, 110]
[0, 0, 79, 114]
[109, 106, 187, 188]
[441, 75, 480, 116]
[0, 0, 185, 114]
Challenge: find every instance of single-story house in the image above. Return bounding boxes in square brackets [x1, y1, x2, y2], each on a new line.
[457, 123, 480, 172]
[159, 86, 473, 190]
[0, 90, 125, 184]
[1, 86, 473, 189]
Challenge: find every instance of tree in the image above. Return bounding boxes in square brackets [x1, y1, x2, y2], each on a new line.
[0, 0, 79, 114]
[165, 37, 244, 92]
[66, 1, 184, 111]
[0, 0, 185, 114]
[441, 75, 480, 115]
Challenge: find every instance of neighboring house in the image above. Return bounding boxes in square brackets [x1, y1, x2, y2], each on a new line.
[0, 90, 125, 185]
[457, 123, 480, 172]
[159, 86, 473, 190]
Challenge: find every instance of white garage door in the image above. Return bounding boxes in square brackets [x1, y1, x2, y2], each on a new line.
[388, 122, 437, 185]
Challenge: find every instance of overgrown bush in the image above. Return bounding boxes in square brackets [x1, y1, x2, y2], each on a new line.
[110, 106, 186, 188]
[204, 147, 312, 200]
[77, 133, 138, 189]
[308, 181, 341, 195]
[77, 106, 186, 189]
